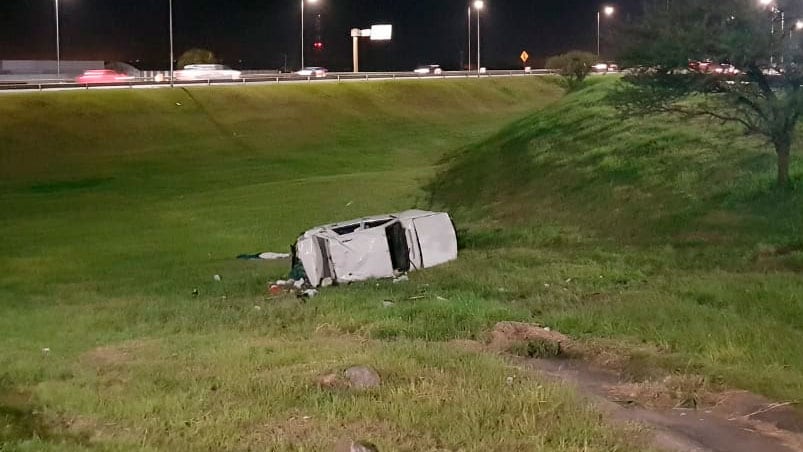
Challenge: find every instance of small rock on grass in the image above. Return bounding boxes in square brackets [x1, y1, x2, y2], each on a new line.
[335, 439, 380, 452]
[350, 441, 379, 452]
[344, 366, 381, 390]
[318, 366, 381, 391]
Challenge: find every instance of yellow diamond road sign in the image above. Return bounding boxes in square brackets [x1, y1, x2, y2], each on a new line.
[520, 50, 529, 63]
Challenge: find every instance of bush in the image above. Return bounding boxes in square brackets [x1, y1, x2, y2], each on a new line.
[177, 48, 218, 69]
[546, 51, 597, 89]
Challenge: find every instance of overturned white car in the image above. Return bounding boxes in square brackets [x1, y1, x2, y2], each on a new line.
[292, 210, 458, 287]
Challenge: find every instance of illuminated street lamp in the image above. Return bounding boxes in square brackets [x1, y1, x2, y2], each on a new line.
[474, 0, 484, 74]
[796, 20, 803, 30]
[301, 0, 319, 69]
[597, 5, 615, 57]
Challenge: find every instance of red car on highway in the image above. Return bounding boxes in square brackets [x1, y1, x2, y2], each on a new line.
[75, 70, 133, 84]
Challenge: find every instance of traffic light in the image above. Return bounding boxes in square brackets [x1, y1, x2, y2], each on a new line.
[313, 41, 324, 50]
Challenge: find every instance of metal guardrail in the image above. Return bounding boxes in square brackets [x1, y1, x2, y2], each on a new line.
[0, 69, 556, 92]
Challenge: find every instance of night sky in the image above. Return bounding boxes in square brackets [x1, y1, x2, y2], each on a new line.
[0, 0, 641, 71]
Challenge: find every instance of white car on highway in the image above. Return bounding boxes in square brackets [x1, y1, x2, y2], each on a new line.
[174, 64, 242, 81]
[414, 65, 443, 75]
[296, 67, 328, 77]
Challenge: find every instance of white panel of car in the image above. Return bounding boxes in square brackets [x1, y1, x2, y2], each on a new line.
[328, 227, 395, 283]
[295, 210, 458, 287]
[411, 213, 458, 268]
[296, 236, 325, 287]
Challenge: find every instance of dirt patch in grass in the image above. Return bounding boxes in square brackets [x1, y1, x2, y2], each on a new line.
[242, 414, 406, 450]
[247, 413, 319, 447]
[52, 414, 139, 446]
[80, 339, 159, 371]
[0, 388, 125, 446]
[0, 388, 44, 443]
[78, 339, 161, 391]
[607, 374, 718, 409]
[477, 321, 803, 452]
[753, 243, 803, 272]
[488, 321, 575, 358]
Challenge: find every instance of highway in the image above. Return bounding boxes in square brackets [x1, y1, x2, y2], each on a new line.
[0, 69, 556, 93]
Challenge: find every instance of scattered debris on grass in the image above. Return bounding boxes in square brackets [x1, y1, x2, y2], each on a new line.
[237, 252, 291, 261]
[267, 279, 315, 298]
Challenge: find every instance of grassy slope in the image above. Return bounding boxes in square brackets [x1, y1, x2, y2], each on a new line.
[1, 80, 649, 450]
[429, 78, 803, 402]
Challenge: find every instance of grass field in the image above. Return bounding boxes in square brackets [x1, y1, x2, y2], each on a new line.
[1, 79, 651, 451]
[428, 78, 803, 402]
[1, 76, 801, 450]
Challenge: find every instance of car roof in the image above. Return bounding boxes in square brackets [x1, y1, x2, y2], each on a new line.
[300, 210, 445, 237]
[185, 64, 225, 69]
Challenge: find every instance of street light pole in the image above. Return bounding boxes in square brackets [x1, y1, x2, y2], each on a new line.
[54, 0, 60, 78]
[598, 6, 615, 58]
[169, 0, 174, 86]
[301, 0, 305, 69]
[300, 0, 318, 69]
[597, 10, 600, 56]
[780, 9, 785, 65]
[474, 0, 483, 74]
[467, 7, 471, 72]
[477, 6, 481, 73]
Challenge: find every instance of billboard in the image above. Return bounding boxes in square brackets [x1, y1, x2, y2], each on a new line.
[370, 24, 393, 41]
